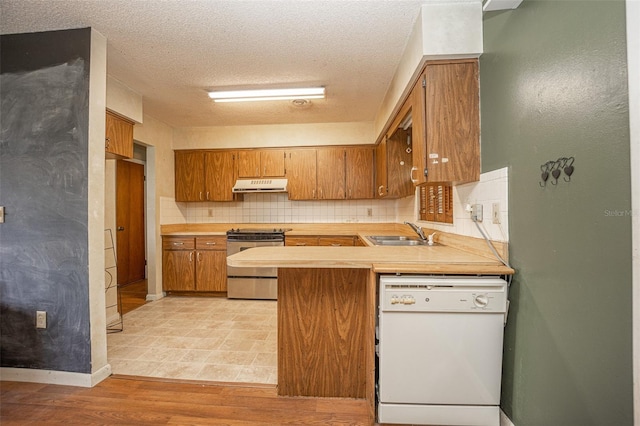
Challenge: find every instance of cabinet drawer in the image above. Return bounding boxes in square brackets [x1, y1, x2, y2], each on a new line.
[318, 236, 355, 247]
[285, 236, 319, 246]
[196, 236, 227, 250]
[163, 236, 195, 250]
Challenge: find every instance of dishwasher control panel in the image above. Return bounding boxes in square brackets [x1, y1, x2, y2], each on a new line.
[380, 275, 508, 313]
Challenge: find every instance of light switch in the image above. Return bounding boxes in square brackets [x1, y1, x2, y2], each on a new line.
[0, 206, 4, 223]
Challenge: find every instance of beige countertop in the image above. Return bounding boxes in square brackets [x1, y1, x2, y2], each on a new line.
[161, 222, 514, 275]
[226, 245, 513, 275]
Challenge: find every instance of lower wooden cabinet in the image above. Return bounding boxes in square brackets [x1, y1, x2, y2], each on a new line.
[162, 235, 227, 292]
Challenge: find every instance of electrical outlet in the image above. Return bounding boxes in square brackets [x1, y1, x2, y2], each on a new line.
[208, 208, 214, 217]
[367, 208, 372, 217]
[36, 311, 47, 329]
[492, 203, 501, 224]
[470, 204, 483, 222]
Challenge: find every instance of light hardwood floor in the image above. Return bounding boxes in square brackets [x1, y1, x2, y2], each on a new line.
[0, 376, 373, 425]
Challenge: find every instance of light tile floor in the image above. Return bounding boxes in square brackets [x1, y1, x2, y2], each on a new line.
[107, 297, 277, 384]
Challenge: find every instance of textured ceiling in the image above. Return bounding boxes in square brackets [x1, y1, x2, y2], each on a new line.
[1, 0, 433, 127]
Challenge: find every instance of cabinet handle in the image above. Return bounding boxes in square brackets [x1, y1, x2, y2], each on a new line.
[312, 189, 316, 198]
[378, 185, 385, 196]
[105, 137, 111, 149]
[197, 252, 202, 261]
[189, 252, 193, 262]
[206, 191, 210, 200]
[199, 192, 203, 201]
[172, 242, 184, 246]
[295, 243, 307, 246]
[410, 166, 418, 184]
[117, 226, 125, 231]
[205, 242, 216, 245]
[331, 243, 341, 247]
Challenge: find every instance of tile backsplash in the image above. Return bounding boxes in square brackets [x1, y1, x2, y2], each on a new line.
[161, 195, 401, 224]
[160, 167, 509, 242]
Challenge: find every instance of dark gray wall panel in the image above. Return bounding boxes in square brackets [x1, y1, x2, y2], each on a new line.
[481, 1, 632, 425]
[0, 28, 92, 374]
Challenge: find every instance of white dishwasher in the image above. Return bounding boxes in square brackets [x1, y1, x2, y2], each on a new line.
[377, 275, 508, 426]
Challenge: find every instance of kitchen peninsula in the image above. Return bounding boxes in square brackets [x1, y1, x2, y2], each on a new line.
[162, 223, 514, 422]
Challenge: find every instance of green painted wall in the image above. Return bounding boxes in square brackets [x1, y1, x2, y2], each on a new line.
[480, 1, 633, 425]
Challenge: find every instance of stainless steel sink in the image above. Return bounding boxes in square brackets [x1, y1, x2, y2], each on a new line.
[366, 235, 439, 246]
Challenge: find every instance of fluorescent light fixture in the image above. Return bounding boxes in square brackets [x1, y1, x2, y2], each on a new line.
[208, 87, 325, 103]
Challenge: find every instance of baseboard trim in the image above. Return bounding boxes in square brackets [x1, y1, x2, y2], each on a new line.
[0, 364, 112, 387]
[500, 409, 515, 426]
[146, 292, 164, 302]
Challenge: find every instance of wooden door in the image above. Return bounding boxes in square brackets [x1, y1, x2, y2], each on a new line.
[374, 139, 388, 198]
[261, 150, 286, 177]
[205, 151, 235, 201]
[175, 151, 205, 201]
[162, 250, 195, 291]
[411, 71, 428, 185]
[196, 250, 227, 291]
[105, 111, 134, 158]
[316, 148, 345, 199]
[116, 160, 146, 286]
[237, 150, 261, 178]
[345, 147, 374, 199]
[285, 149, 317, 200]
[425, 61, 479, 183]
[386, 128, 414, 198]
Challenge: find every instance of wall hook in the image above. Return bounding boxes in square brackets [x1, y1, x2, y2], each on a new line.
[563, 156, 575, 182]
[539, 162, 551, 187]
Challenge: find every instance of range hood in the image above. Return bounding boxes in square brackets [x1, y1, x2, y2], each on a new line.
[232, 178, 288, 193]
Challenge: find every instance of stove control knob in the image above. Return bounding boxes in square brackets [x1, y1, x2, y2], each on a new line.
[473, 294, 489, 308]
[390, 296, 399, 305]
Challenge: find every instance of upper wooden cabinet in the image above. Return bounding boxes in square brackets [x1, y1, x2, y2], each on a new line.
[175, 150, 236, 202]
[237, 149, 285, 178]
[285, 149, 317, 200]
[346, 147, 374, 199]
[375, 131, 414, 199]
[317, 148, 346, 199]
[316, 147, 374, 200]
[412, 59, 480, 184]
[105, 110, 134, 159]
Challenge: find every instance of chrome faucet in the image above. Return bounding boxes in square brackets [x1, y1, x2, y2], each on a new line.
[404, 221, 427, 240]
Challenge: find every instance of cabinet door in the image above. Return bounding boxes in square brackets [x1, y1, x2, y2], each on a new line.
[285, 236, 319, 246]
[375, 139, 388, 198]
[175, 151, 205, 201]
[317, 148, 345, 199]
[318, 236, 355, 247]
[411, 72, 428, 185]
[386, 128, 414, 198]
[346, 147, 374, 199]
[285, 149, 317, 200]
[261, 150, 286, 177]
[425, 61, 479, 183]
[105, 111, 134, 158]
[196, 250, 227, 292]
[205, 151, 236, 201]
[162, 250, 195, 291]
[237, 151, 261, 178]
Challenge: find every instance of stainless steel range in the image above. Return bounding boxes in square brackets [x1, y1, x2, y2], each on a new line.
[226, 228, 287, 299]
